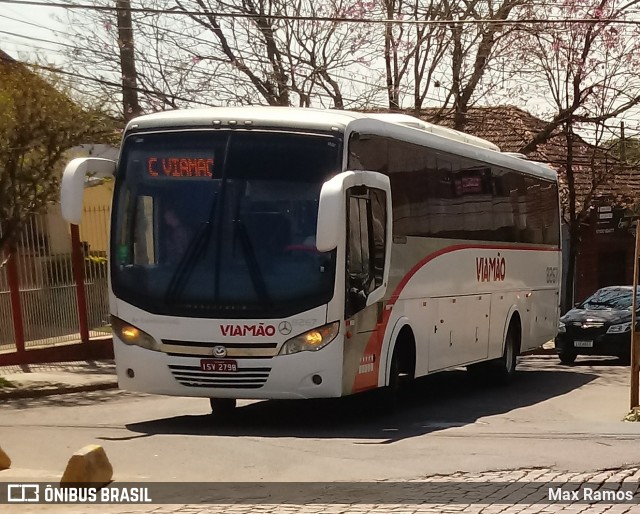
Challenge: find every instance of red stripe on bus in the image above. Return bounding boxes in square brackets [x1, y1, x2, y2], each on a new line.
[351, 243, 560, 393]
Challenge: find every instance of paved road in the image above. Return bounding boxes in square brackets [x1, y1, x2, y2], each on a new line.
[1, 355, 640, 512]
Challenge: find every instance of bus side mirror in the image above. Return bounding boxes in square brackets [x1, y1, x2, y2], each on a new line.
[61, 158, 116, 224]
[316, 171, 355, 252]
[317, 170, 392, 315]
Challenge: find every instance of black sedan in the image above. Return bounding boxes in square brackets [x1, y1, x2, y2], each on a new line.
[555, 286, 638, 365]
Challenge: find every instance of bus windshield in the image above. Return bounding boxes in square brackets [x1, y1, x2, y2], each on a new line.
[111, 130, 341, 318]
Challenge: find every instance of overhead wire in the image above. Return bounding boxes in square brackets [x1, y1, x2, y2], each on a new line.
[3, 0, 639, 114]
[3, 38, 389, 108]
[5, 58, 223, 107]
[1, 0, 640, 25]
[0, 15, 392, 107]
[0, 13, 69, 35]
[0, 9, 457, 105]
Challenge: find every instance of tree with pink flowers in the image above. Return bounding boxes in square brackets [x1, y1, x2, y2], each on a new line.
[512, 0, 640, 307]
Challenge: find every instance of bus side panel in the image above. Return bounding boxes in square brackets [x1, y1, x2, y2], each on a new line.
[488, 294, 524, 360]
[427, 295, 490, 372]
[343, 302, 384, 395]
[404, 298, 430, 378]
[526, 288, 560, 352]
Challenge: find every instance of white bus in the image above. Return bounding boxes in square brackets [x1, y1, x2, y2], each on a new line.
[60, 107, 561, 415]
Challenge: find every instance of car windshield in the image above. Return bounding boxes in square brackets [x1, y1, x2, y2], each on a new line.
[579, 287, 638, 310]
[111, 129, 341, 318]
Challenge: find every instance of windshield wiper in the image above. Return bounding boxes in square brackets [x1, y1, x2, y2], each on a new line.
[233, 218, 271, 306]
[164, 217, 214, 302]
[165, 158, 226, 301]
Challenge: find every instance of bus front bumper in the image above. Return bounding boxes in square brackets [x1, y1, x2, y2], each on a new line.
[114, 336, 344, 399]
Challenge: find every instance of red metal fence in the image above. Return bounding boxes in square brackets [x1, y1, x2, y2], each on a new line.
[0, 205, 111, 363]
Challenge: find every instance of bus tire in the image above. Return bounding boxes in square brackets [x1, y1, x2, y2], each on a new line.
[209, 398, 236, 418]
[493, 319, 520, 385]
[379, 348, 400, 413]
[379, 329, 416, 413]
[467, 320, 519, 385]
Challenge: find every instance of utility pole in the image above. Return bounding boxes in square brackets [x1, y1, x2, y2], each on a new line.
[622, 120, 639, 410]
[621, 121, 628, 178]
[116, 0, 141, 122]
[631, 223, 639, 409]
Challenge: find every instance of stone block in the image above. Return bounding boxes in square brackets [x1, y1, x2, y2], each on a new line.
[0, 447, 10, 470]
[60, 444, 113, 485]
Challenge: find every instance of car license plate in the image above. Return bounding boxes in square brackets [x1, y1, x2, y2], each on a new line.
[200, 359, 238, 372]
[574, 340, 593, 348]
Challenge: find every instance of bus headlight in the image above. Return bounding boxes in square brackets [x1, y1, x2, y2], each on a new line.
[111, 316, 161, 352]
[279, 322, 340, 355]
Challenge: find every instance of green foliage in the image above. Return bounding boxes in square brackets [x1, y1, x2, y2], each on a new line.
[85, 253, 108, 279]
[0, 59, 117, 257]
[606, 137, 640, 166]
[86, 254, 107, 265]
[624, 408, 640, 422]
[0, 377, 16, 389]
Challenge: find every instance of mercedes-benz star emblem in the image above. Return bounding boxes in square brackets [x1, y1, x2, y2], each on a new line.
[278, 321, 292, 336]
[213, 345, 227, 358]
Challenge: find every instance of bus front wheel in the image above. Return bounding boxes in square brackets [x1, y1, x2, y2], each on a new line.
[209, 398, 236, 418]
[378, 349, 400, 413]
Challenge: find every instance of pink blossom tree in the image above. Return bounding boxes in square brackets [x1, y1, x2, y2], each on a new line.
[512, 0, 640, 307]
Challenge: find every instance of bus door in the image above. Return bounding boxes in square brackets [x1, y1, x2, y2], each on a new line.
[315, 171, 392, 392]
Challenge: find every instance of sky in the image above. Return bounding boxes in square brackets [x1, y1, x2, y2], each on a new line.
[1, 0, 639, 142]
[0, 3, 68, 64]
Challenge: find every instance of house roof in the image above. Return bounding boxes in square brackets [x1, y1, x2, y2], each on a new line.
[0, 49, 14, 61]
[417, 106, 639, 215]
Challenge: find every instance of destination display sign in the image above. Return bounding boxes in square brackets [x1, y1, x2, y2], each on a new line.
[147, 157, 214, 178]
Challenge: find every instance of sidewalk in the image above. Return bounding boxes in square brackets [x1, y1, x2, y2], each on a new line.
[0, 360, 118, 399]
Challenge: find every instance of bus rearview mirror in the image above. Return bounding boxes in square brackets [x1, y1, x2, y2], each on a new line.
[316, 172, 353, 252]
[61, 157, 117, 224]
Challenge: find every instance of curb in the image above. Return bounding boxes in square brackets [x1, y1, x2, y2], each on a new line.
[522, 348, 557, 356]
[0, 381, 118, 400]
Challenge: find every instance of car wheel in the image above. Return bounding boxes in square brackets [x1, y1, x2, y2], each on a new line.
[209, 398, 236, 419]
[558, 349, 577, 365]
[618, 352, 631, 366]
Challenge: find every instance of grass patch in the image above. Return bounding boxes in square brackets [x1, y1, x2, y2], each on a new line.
[624, 407, 640, 422]
[0, 377, 16, 389]
[94, 325, 112, 334]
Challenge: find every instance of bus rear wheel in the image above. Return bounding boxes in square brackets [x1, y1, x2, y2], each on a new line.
[209, 398, 236, 418]
[494, 320, 519, 384]
[468, 319, 519, 385]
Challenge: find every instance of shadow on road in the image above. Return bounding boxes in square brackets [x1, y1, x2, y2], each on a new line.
[0, 389, 140, 410]
[125, 358, 598, 443]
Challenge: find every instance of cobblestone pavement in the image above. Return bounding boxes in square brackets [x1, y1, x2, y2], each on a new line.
[11, 466, 640, 514]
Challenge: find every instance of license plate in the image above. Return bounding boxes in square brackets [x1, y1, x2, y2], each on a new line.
[574, 340, 593, 348]
[200, 359, 238, 372]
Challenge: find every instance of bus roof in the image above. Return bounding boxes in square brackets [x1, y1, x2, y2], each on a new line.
[126, 107, 557, 182]
[127, 106, 368, 133]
